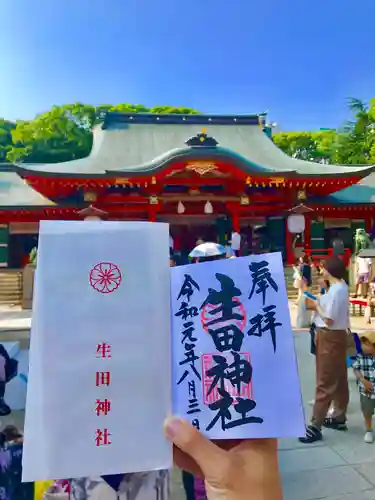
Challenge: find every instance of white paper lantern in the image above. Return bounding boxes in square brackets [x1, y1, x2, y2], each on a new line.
[287, 214, 305, 234]
[177, 201, 185, 214]
[84, 216, 102, 221]
[204, 201, 213, 214]
[231, 232, 241, 251]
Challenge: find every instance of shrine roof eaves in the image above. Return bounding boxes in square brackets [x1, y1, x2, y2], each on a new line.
[328, 183, 375, 204]
[12, 147, 375, 180]
[307, 181, 375, 205]
[0, 166, 55, 207]
[8, 123, 375, 180]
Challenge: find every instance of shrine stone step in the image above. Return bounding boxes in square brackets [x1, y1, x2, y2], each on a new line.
[0, 271, 22, 305]
[284, 266, 319, 301]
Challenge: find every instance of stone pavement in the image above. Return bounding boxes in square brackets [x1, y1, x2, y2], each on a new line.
[1, 306, 375, 499]
[0, 302, 369, 333]
[281, 332, 375, 500]
[0, 305, 31, 331]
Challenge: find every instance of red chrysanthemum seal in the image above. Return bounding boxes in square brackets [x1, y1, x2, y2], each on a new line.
[89, 262, 122, 294]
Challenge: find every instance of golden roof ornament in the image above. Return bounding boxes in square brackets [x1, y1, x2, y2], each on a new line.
[185, 129, 218, 147]
[185, 162, 218, 176]
[297, 189, 307, 201]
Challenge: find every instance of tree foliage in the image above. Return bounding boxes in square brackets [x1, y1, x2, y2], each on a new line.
[2, 99, 375, 165]
[331, 98, 375, 165]
[5, 103, 200, 164]
[273, 98, 375, 165]
[0, 119, 16, 162]
[273, 130, 336, 163]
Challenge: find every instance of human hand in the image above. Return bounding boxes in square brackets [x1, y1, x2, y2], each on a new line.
[363, 379, 373, 393]
[305, 298, 317, 311]
[164, 416, 282, 500]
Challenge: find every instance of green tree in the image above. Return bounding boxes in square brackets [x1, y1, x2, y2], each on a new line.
[8, 104, 93, 163]
[5, 98, 374, 165]
[0, 119, 16, 162]
[332, 98, 375, 165]
[273, 130, 336, 162]
[273, 99, 375, 165]
[6, 102, 200, 163]
[150, 105, 199, 114]
[311, 130, 336, 162]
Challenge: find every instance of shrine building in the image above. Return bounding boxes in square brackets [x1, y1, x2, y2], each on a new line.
[1, 111, 375, 269]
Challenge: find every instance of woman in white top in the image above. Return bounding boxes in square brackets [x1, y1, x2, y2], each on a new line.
[299, 257, 350, 444]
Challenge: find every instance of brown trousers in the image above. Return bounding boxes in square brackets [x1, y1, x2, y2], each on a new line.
[312, 328, 349, 428]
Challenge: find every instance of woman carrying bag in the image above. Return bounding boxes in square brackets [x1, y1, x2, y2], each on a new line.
[299, 257, 350, 444]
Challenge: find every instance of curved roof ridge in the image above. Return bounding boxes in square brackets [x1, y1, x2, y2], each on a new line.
[105, 146, 297, 176]
[10, 122, 375, 179]
[102, 112, 265, 128]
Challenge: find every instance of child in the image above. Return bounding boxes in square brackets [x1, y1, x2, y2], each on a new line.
[352, 330, 375, 443]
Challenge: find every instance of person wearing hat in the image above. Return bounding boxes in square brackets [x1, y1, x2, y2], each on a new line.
[352, 330, 375, 443]
[299, 256, 350, 444]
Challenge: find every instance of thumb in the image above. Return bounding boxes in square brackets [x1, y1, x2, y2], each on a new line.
[164, 416, 227, 478]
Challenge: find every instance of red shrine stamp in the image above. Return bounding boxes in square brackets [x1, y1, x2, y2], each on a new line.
[201, 352, 253, 405]
[200, 298, 246, 333]
[89, 262, 122, 294]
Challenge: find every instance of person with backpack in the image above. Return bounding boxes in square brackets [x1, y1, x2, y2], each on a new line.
[0, 345, 18, 416]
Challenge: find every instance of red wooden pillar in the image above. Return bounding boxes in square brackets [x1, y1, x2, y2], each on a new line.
[226, 202, 241, 233]
[365, 216, 373, 234]
[231, 211, 240, 233]
[285, 218, 294, 266]
[304, 215, 311, 252]
[148, 210, 157, 222]
[148, 197, 161, 222]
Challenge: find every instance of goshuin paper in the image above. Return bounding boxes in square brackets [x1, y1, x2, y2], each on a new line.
[22, 221, 172, 482]
[171, 253, 305, 439]
[23, 225, 304, 482]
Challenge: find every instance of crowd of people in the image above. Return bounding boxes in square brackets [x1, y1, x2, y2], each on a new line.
[0, 425, 33, 499]
[1, 239, 375, 499]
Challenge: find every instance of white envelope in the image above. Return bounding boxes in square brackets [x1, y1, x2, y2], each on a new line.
[22, 221, 172, 481]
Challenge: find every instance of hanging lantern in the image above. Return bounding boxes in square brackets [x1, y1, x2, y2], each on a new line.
[287, 214, 305, 234]
[177, 201, 185, 214]
[204, 201, 213, 214]
[83, 191, 97, 202]
[84, 216, 101, 221]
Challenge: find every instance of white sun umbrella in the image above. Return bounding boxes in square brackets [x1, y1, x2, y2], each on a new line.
[189, 242, 227, 259]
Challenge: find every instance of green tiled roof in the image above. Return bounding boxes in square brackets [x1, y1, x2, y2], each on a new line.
[0, 169, 54, 207]
[330, 173, 375, 204]
[12, 113, 375, 179]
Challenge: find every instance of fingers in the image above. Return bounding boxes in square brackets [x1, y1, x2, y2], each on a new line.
[172, 440, 242, 477]
[164, 417, 227, 478]
[173, 446, 203, 478]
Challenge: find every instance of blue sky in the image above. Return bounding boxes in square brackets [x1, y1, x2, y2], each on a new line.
[1, 0, 374, 130]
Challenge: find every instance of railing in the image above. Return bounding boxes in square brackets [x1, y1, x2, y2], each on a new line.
[304, 247, 352, 266]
